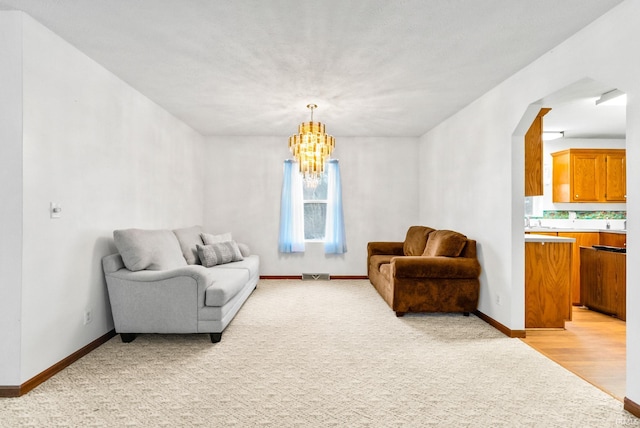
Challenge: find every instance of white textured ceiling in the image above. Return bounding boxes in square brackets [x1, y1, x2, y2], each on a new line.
[0, 0, 624, 137]
[541, 79, 627, 140]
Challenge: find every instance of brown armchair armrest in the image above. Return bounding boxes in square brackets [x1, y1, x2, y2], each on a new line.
[392, 256, 481, 279]
[367, 242, 404, 258]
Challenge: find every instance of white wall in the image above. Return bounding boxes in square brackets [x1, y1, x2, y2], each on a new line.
[418, 0, 640, 402]
[0, 13, 205, 385]
[203, 136, 420, 275]
[0, 12, 24, 387]
[419, 90, 519, 329]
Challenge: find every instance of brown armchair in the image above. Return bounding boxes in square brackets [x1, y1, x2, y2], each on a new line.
[367, 226, 481, 317]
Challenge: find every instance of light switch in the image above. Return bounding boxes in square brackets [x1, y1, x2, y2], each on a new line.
[50, 202, 62, 219]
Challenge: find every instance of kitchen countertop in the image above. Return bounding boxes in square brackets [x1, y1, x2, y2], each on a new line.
[525, 228, 626, 235]
[525, 234, 576, 243]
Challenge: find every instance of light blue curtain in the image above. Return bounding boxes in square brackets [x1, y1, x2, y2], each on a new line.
[278, 160, 305, 253]
[324, 159, 347, 254]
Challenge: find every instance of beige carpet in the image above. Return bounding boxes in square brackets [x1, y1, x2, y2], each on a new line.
[1, 279, 638, 427]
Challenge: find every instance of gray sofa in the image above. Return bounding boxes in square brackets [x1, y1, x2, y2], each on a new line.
[102, 225, 259, 343]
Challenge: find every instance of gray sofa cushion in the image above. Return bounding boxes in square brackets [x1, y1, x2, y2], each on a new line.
[114, 229, 187, 271]
[197, 241, 244, 267]
[211, 255, 260, 279]
[201, 232, 232, 245]
[237, 242, 251, 257]
[201, 231, 251, 258]
[102, 253, 125, 274]
[173, 225, 204, 265]
[204, 268, 250, 306]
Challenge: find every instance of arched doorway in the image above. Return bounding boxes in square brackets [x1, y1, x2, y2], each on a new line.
[518, 78, 627, 400]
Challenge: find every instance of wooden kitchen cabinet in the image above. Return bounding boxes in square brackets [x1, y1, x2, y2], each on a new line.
[605, 151, 626, 201]
[599, 232, 626, 248]
[551, 149, 626, 203]
[558, 232, 599, 306]
[525, 108, 551, 197]
[525, 241, 572, 328]
[580, 247, 626, 321]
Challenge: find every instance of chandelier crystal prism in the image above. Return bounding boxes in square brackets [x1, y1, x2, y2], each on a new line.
[288, 104, 335, 187]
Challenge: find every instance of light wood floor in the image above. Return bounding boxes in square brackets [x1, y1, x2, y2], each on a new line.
[520, 307, 626, 401]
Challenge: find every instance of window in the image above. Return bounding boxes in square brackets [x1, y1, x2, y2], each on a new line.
[302, 173, 328, 241]
[278, 159, 346, 254]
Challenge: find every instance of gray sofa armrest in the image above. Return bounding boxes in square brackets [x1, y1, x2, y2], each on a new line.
[107, 264, 212, 283]
[104, 251, 215, 293]
[103, 260, 217, 334]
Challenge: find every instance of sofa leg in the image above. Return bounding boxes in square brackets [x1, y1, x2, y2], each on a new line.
[210, 333, 222, 343]
[395, 312, 406, 317]
[120, 333, 137, 343]
[463, 312, 470, 317]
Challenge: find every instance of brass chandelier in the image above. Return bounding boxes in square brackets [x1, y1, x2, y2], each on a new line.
[288, 104, 335, 187]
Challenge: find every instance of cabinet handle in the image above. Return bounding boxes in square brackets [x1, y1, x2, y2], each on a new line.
[575, 194, 579, 198]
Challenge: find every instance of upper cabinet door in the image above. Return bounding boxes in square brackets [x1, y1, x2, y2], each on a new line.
[605, 152, 626, 201]
[571, 152, 601, 202]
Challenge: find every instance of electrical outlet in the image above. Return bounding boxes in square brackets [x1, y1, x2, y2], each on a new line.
[83, 310, 92, 325]
[496, 294, 502, 305]
[50, 202, 62, 219]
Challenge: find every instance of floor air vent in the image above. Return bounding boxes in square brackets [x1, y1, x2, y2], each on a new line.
[301, 273, 331, 281]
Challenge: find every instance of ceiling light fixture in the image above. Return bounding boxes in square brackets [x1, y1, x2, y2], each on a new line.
[595, 89, 627, 106]
[288, 104, 335, 188]
[543, 131, 564, 141]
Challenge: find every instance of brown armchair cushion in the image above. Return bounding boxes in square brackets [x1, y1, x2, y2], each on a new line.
[423, 230, 467, 257]
[403, 226, 435, 256]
